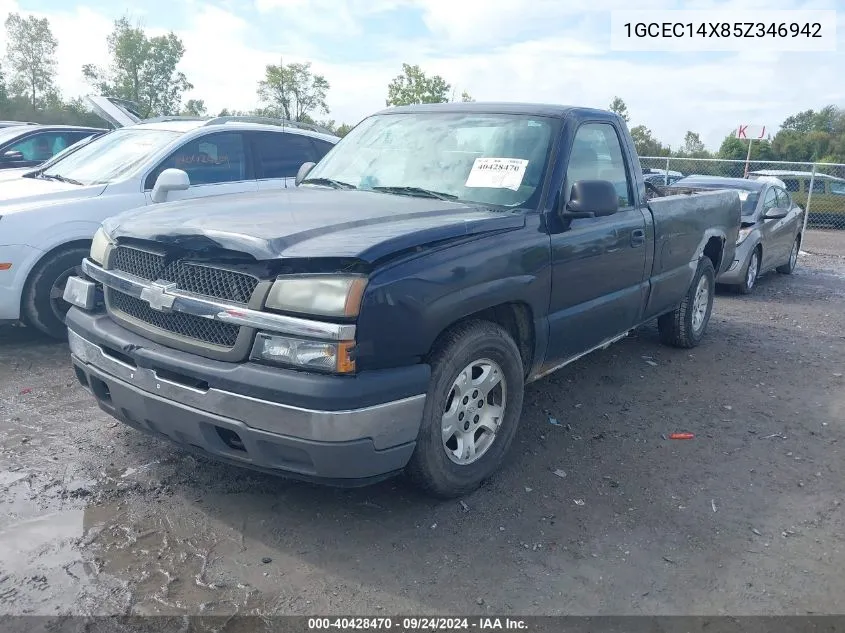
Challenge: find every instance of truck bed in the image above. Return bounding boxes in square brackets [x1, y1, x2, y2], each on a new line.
[643, 187, 741, 320]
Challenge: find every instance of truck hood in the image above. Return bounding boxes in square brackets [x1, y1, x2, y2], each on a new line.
[0, 177, 106, 214]
[103, 187, 525, 263]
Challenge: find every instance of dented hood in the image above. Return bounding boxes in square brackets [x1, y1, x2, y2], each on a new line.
[102, 186, 524, 263]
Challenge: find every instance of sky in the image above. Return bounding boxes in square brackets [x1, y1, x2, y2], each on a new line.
[0, 0, 842, 151]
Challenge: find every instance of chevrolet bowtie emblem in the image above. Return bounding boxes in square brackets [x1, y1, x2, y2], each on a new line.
[140, 280, 177, 312]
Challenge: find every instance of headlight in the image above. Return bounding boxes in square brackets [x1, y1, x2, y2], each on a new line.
[264, 275, 368, 318]
[736, 227, 753, 245]
[251, 333, 356, 373]
[89, 227, 114, 265]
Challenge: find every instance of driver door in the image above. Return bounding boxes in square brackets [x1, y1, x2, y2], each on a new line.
[544, 120, 648, 365]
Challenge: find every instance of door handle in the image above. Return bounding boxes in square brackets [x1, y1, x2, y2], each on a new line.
[631, 228, 645, 247]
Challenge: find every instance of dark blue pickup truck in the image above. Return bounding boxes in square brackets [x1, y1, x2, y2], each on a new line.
[62, 102, 741, 498]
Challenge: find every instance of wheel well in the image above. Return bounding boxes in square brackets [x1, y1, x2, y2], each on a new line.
[20, 239, 91, 309]
[703, 237, 724, 272]
[429, 302, 535, 377]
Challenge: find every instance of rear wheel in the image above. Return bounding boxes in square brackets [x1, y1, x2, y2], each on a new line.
[21, 246, 89, 340]
[777, 236, 800, 274]
[406, 320, 525, 498]
[658, 257, 715, 349]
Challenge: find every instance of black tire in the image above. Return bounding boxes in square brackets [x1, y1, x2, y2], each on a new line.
[777, 236, 800, 274]
[406, 320, 525, 498]
[21, 245, 89, 340]
[657, 257, 716, 349]
[734, 247, 760, 295]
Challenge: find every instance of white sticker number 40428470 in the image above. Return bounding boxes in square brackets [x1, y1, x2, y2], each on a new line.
[464, 157, 529, 191]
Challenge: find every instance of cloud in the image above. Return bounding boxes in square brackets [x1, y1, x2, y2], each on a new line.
[1, 0, 843, 152]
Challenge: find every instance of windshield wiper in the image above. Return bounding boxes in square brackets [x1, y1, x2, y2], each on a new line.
[300, 177, 357, 190]
[40, 173, 83, 186]
[370, 186, 458, 201]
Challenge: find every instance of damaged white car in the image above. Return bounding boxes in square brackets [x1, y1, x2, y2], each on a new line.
[0, 97, 339, 338]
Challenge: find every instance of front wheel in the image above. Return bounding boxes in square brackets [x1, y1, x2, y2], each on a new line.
[734, 247, 760, 295]
[657, 257, 716, 349]
[777, 236, 800, 274]
[21, 246, 89, 340]
[406, 320, 525, 498]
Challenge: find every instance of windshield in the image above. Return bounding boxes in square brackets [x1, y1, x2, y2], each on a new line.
[736, 190, 760, 216]
[42, 128, 181, 185]
[303, 112, 558, 209]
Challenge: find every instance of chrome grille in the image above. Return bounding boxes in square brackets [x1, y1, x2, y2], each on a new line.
[108, 291, 240, 347]
[110, 246, 258, 304]
[106, 245, 259, 351]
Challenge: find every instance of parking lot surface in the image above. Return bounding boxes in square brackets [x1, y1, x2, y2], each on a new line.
[1, 231, 844, 616]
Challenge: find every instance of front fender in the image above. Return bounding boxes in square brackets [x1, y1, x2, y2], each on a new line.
[355, 218, 552, 371]
[0, 221, 102, 320]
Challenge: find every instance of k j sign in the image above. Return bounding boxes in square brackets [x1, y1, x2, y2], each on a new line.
[735, 124, 767, 140]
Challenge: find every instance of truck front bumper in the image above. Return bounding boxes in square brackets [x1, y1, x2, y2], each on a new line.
[65, 308, 430, 485]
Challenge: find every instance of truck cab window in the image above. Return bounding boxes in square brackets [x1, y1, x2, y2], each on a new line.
[567, 123, 632, 207]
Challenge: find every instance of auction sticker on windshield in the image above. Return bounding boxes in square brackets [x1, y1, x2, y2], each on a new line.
[465, 157, 528, 191]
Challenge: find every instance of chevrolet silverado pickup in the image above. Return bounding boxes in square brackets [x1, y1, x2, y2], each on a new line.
[62, 102, 741, 498]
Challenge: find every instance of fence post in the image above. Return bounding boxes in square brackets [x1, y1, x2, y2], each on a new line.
[802, 163, 817, 235]
[665, 154, 671, 185]
[743, 139, 753, 177]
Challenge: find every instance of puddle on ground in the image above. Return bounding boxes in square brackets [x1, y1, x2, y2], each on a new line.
[0, 469, 131, 615]
[0, 461, 278, 616]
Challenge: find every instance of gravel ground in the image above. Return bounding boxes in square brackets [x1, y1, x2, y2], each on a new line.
[1, 232, 844, 617]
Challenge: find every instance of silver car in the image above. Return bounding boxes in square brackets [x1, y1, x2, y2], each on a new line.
[670, 176, 804, 294]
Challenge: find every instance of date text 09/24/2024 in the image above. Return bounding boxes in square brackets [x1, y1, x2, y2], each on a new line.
[307, 617, 528, 630]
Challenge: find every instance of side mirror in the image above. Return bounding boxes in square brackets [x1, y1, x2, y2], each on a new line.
[561, 180, 619, 219]
[151, 168, 190, 203]
[1, 150, 24, 163]
[763, 207, 788, 220]
[295, 162, 316, 186]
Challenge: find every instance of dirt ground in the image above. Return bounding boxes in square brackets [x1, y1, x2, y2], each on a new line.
[1, 231, 844, 618]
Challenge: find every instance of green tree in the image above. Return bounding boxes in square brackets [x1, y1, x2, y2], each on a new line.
[608, 96, 629, 123]
[0, 62, 7, 105]
[781, 109, 817, 134]
[82, 16, 193, 117]
[718, 134, 774, 161]
[769, 105, 845, 163]
[257, 60, 330, 122]
[217, 107, 252, 117]
[335, 123, 354, 137]
[460, 90, 474, 102]
[386, 63, 450, 106]
[629, 125, 668, 157]
[4, 13, 58, 109]
[181, 99, 207, 116]
[678, 131, 709, 157]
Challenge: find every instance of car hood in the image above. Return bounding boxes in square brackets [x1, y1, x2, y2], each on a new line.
[0, 167, 32, 183]
[103, 186, 525, 263]
[0, 176, 107, 214]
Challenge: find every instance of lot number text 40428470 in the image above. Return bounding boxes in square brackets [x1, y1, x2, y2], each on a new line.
[307, 617, 529, 631]
[610, 9, 837, 52]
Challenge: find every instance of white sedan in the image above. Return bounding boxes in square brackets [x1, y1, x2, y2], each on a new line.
[0, 99, 339, 338]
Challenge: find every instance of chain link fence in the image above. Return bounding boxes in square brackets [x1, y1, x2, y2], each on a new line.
[639, 157, 845, 232]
